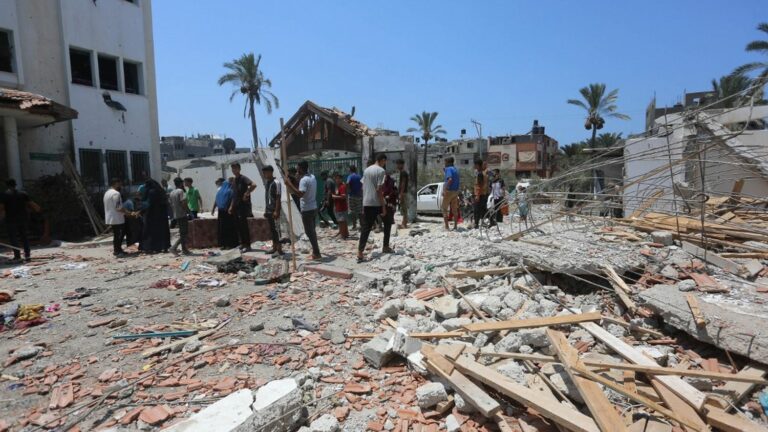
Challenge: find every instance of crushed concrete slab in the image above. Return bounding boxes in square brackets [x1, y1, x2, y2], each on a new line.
[362, 331, 394, 368]
[640, 284, 768, 361]
[309, 413, 340, 432]
[164, 389, 253, 432]
[432, 296, 460, 319]
[304, 264, 353, 280]
[416, 382, 448, 408]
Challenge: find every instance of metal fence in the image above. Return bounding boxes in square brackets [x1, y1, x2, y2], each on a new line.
[287, 157, 362, 176]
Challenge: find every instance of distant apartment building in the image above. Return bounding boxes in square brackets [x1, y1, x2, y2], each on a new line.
[160, 134, 248, 162]
[0, 0, 160, 188]
[487, 120, 558, 178]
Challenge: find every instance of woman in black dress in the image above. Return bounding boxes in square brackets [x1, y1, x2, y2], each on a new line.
[139, 179, 171, 253]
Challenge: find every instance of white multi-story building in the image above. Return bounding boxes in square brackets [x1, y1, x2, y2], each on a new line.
[0, 0, 160, 188]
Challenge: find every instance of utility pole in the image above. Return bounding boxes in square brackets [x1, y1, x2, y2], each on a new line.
[470, 119, 483, 139]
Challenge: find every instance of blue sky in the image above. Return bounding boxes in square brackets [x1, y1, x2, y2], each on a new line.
[153, 0, 766, 148]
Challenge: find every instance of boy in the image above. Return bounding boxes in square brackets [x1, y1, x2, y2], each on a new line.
[184, 177, 202, 219]
[332, 173, 349, 239]
[262, 165, 283, 255]
[169, 177, 191, 255]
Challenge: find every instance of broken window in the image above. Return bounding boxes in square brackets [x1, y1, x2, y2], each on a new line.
[105, 150, 128, 183]
[130, 151, 150, 185]
[0, 29, 13, 73]
[79, 149, 103, 186]
[70, 48, 94, 86]
[123, 60, 142, 94]
[98, 55, 119, 91]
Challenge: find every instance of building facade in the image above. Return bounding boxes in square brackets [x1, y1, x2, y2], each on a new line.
[0, 0, 160, 188]
[160, 134, 248, 162]
[487, 120, 558, 178]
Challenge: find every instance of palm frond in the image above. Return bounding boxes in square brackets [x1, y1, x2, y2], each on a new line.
[757, 22, 768, 34]
[746, 40, 768, 54]
[566, 99, 588, 110]
[733, 62, 767, 76]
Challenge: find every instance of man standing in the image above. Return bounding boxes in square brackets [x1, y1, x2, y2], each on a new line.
[286, 167, 301, 209]
[318, 171, 338, 228]
[473, 159, 489, 229]
[229, 163, 256, 252]
[395, 159, 409, 229]
[169, 177, 191, 255]
[103, 178, 130, 257]
[262, 165, 283, 255]
[357, 153, 389, 262]
[442, 157, 460, 230]
[0, 179, 40, 262]
[210, 178, 224, 214]
[332, 173, 349, 239]
[184, 177, 202, 219]
[346, 165, 362, 230]
[490, 169, 506, 225]
[285, 161, 321, 260]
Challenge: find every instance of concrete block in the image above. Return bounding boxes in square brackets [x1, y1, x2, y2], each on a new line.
[416, 382, 448, 408]
[164, 389, 253, 431]
[304, 264, 353, 280]
[403, 298, 427, 315]
[235, 379, 304, 432]
[651, 231, 674, 246]
[362, 333, 394, 368]
[309, 414, 340, 432]
[445, 414, 461, 432]
[432, 296, 460, 319]
[373, 299, 402, 321]
[441, 317, 472, 331]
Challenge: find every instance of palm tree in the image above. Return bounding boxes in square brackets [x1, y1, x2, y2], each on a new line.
[567, 83, 630, 150]
[217, 53, 279, 149]
[406, 111, 446, 166]
[593, 132, 623, 148]
[711, 74, 754, 108]
[733, 22, 768, 93]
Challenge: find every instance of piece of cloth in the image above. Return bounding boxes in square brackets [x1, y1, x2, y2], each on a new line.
[111, 223, 125, 255]
[217, 210, 239, 248]
[186, 187, 201, 212]
[169, 188, 187, 220]
[362, 165, 386, 207]
[301, 209, 321, 256]
[103, 188, 125, 225]
[171, 217, 189, 253]
[140, 180, 171, 253]
[474, 194, 489, 228]
[0, 189, 30, 223]
[6, 221, 30, 259]
[347, 172, 363, 197]
[444, 166, 460, 191]
[215, 180, 234, 210]
[334, 183, 348, 212]
[299, 174, 318, 211]
[264, 178, 281, 213]
[441, 190, 459, 213]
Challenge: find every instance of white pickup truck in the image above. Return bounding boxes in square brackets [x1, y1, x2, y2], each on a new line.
[416, 182, 445, 214]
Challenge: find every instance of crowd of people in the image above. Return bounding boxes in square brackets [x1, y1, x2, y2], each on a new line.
[2, 155, 529, 263]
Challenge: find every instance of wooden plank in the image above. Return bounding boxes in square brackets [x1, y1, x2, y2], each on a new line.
[704, 404, 767, 432]
[578, 321, 707, 410]
[629, 189, 664, 219]
[623, 371, 636, 395]
[463, 312, 602, 332]
[712, 364, 768, 409]
[480, 353, 768, 384]
[141, 328, 217, 358]
[454, 356, 600, 432]
[603, 266, 637, 313]
[571, 365, 705, 432]
[546, 329, 627, 432]
[681, 241, 743, 275]
[421, 345, 455, 375]
[425, 355, 501, 418]
[600, 316, 664, 339]
[650, 380, 708, 432]
[448, 266, 518, 278]
[434, 344, 465, 360]
[685, 294, 706, 328]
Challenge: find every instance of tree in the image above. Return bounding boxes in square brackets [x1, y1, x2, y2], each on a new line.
[567, 83, 630, 149]
[217, 53, 279, 149]
[711, 74, 754, 108]
[406, 111, 446, 166]
[593, 132, 623, 148]
[733, 22, 768, 94]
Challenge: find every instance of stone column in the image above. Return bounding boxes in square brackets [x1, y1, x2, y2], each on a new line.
[4, 116, 22, 187]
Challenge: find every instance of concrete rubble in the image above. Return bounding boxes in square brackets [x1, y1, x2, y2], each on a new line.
[2, 208, 768, 432]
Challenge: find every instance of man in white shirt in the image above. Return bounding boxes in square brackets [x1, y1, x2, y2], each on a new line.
[357, 153, 388, 262]
[103, 178, 129, 257]
[285, 160, 321, 259]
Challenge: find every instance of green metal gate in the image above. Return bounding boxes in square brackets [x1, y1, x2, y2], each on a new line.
[287, 157, 362, 176]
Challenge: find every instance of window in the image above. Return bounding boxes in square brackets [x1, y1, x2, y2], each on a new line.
[79, 149, 103, 186]
[130, 151, 150, 185]
[70, 48, 94, 86]
[123, 60, 142, 94]
[0, 30, 13, 73]
[466, 142, 474, 149]
[105, 150, 128, 183]
[462, 159, 469, 165]
[98, 55, 119, 90]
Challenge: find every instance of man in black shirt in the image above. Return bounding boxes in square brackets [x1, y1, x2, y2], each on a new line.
[396, 159, 409, 228]
[228, 163, 256, 252]
[0, 179, 40, 262]
[261, 165, 283, 255]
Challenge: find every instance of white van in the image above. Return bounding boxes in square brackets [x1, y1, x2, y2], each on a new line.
[416, 182, 444, 214]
